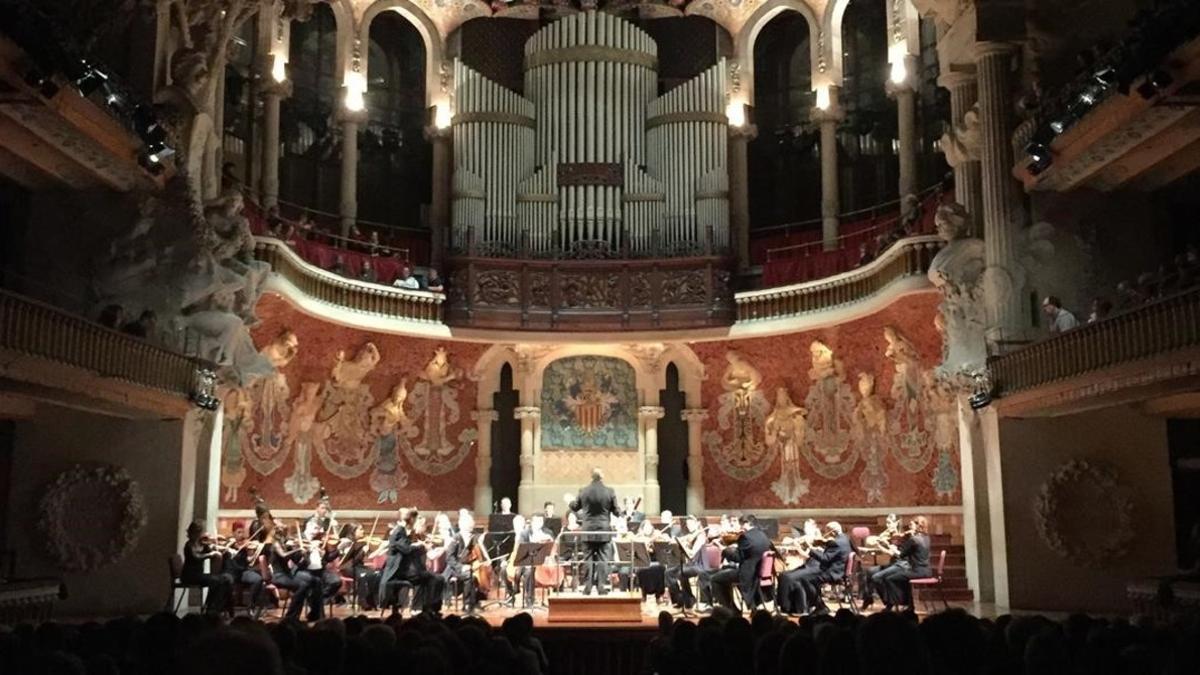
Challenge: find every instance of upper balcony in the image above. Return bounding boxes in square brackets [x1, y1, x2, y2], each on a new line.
[989, 286, 1200, 417]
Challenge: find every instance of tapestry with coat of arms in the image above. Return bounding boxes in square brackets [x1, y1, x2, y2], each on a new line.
[541, 356, 637, 450]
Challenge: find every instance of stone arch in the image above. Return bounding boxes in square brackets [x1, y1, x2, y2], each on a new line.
[736, 0, 823, 106]
[354, 1, 445, 107]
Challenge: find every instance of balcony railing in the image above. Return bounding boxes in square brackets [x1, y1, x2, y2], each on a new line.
[989, 286, 1200, 395]
[0, 288, 205, 399]
[255, 238, 444, 323]
[734, 236, 942, 322]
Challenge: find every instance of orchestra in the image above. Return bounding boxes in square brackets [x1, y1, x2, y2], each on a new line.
[183, 485, 934, 621]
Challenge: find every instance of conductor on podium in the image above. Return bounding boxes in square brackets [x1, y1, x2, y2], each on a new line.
[567, 468, 622, 595]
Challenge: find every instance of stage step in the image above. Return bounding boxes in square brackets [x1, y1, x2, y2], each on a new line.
[548, 592, 644, 623]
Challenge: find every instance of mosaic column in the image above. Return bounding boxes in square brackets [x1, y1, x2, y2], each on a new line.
[426, 124, 452, 268]
[260, 78, 291, 209]
[514, 406, 540, 513]
[639, 406, 665, 514]
[472, 409, 499, 516]
[682, 408, 708, 514]
[814, 87, 844, 250]
[338, 107, 368, 236]
[976, 42, 1026, 345]
[891, 55, 920, 201]
[728, 124, 756, 271]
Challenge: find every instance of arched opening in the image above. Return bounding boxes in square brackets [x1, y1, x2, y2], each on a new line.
[748, 11, 820, 228]
[361, 11, 430, 231]
[840, 0, 897, 209]
[658, 362, 688, 514]
[490, 362, 521, 512]
[280, 3, 341, 214]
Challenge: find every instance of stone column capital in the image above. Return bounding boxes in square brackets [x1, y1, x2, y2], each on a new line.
[976, 41, 1019, 60]
[424, 124, 452, 142]
[472, 409, 499, 424]
[810, 107, 845, 125]
[514, 406, 541, 421]
[728, 123, 758, 141]
[260, 78, 293, 99]
[681, 408, 709, 423]
[638, 406, 666, 421]
[938, 69, 978, 90]
[337, 107, 370, 125]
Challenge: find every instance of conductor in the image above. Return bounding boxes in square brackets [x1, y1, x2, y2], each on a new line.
[566, 468, 622, 595]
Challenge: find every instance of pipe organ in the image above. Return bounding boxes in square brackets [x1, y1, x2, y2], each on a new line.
[451, 11, 730, 258]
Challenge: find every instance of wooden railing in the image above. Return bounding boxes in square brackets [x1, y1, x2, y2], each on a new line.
[734, 236, 942, 322]
[989, 286, 1200, 395]
[255, 238, 444, 323]
[0, 288, 205, 398]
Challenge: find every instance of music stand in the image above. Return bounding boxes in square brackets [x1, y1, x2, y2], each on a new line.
[511, 541, 554, 610]
[479, 530, 514, 610]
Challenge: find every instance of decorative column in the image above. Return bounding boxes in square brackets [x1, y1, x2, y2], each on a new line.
[472, 409, 499, 516]
[976, 42, 1026, 345]
[639, 406, 665, 514]
[338, 107, 368, 236]
[940, 70, 983, 235]
[260, 78, 291, 208]
[814, 87, 844, 250]
[681, 408, 708, 515]
[890, 55, 919, 201]
[728, 120, 755, 272]
[514, 406, 540, 513]
[425, 123, 452, 268]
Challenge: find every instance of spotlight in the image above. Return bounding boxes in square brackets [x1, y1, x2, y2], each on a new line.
[1048, 115, 1074, 135]
[1026, 140, 1053, 175]
[1077, 82, 1106, 106]
[967, 370, 993, 410]
[968, 389, 992, 410]
[74, 67, 108, 97]
[1093, 66, 1118, 87]
[1136, 69, 1174, 99]
[23, 68, 59, 98]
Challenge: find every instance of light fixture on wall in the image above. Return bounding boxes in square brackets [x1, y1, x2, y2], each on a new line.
[344, 71, 366, 112]
[191, 368, 220, 411]
[725, 100, 747, 128]
[889, 58, 908, 85]
[967, 369, 993, 410]
[815, 85, 831, 111]
[435, 103, 452, 130]
[271, 53, 287, 83]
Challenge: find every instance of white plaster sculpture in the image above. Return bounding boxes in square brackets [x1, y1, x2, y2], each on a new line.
[927, 202, 988, 379]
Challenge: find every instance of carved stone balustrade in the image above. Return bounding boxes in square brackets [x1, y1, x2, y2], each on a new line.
[254, 239, 444, 323]
[989, 287, 1200, 413]
[0, 289, 208, 415]
[444, 253, 735, 331]
[734, 236, 942, 322]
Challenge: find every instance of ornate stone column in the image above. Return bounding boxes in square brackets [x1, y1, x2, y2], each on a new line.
[514, 406, 540, 513]
[939, 71, 983, 236]
[728, 123, 756, 271]
[891, 56, 919, 200]
[338, 107, 368, 236]
[639, 406, 665, 514]
[472, 409, 499, 516]
[814, 88, 844, 250]
[260, 78, 291, 209]
[425, 124, 452, 268]
[976, 42, 1026, 345]
[681, 408, 708, 515]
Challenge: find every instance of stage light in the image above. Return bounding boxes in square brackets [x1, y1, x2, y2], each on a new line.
[24, 68, 59, 98]
[271, 53, 287, 83]
[1048, 115, 1073, 134]
[967, 370, 993, 410]
[968, 389, 992, 410]
[1137, 69, 1174, 99]
[815, 85, 831, 111]
[1093, 66, 1117, 86]
[74, 69, 108, 96]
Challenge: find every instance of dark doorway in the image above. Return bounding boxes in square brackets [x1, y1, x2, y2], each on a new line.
[490, 363, 521, 513]
[1168, 419, 1200, 570]
[658, 363, 688, 514]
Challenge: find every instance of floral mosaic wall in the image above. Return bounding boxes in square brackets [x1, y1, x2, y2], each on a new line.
[692, 293, 961, 509]
[219, 294, 486, 511]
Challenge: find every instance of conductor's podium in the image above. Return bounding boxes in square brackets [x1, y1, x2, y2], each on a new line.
[547, 592, 643, 623]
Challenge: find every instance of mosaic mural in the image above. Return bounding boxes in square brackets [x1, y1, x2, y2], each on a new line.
[540, 356, 638, 450]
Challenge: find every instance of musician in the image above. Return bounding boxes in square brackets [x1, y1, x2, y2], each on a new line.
[303, 497, 338, 542]
[707, 515, 771, 611]
[223, 520, 265, 614]
[506, 514, 532, 607]
[444, 510, 480, 613]
[498, 497, 514, 515]
[782, 521, 852, 616]
[543, 501, 556, 519]
[633, 519, 667, 601]
[867, 516, 932, 610]
[379, 508, 445, 614]
[668, 515, 706, 609]
[180, 520, 235, 616]
[621, 496, 645, 525]
[335, 522, 383, 611]
[568, 468, 623, 595]
[299, 506, 342, 620]
[774, 519, 821, 614]
[267, 523, 314, 621]
[658, 510, 682, 538]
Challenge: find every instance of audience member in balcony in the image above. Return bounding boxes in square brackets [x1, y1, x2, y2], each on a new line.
[857, 243, 875, 268]
[899, 193, 921, 234]
[121, 310, 157, 340]
[426, 268, 445, 293]
[329, 255, 347, 277]
[296, 212, 314, 241]
[265, 206, 285, 238]
[1087, 298, 1113, 324]
[282, 223, 299, 248]
[359, 259, 377, 284]
[1115, 280, 1147, 309]
[98, 304, 125, 330]
[1042, 296, 1079, 334]
[393, 265, 420, 290]
[369, 231, 383, 257]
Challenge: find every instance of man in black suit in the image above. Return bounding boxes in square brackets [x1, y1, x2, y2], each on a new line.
[378, 508, 444, 614]
[785, 521, 852, 616]
[708, 514, 772, 611]
[444, 510, 480, 613]
[567, 468, 622, 595]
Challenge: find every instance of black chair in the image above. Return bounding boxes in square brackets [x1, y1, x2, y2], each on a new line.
[166, 554, 208, 614]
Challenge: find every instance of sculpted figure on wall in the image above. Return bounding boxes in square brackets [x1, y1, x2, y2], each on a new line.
[800, 341, 860, 481]
[853, 372, 890, 503]
[928, 202, 987, 379]
[766, 387, 810, 505]
[705, 351, 773, 480]
[245, 330, 298, 475]
[940, 104, 981, 168]
[405, 349, 476, 475]
[885, 327, 934, 473]
[283, 381, 326, 503]
[316, 344, 381, 479]
[369, 382, 412, 504]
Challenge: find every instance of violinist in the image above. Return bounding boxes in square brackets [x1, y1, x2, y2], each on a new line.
[781, 521, 852, 616]
[379, 508, 444, 614]
[444, 510, 480, 613]
[506, 514, 533, 608]
[267, 522, 314, 621]
[180, 520, 234, 615]
[299, 507, 342, 620]
[223, 520, 265, 615]
[633, 519, 667, 601]
[864, 516, 932, 611]
[775, 519, 822, 614]
[336, 522, 384, 611]
[667, 515, 706, 609]
[658, 510, 682, 538]
[707, 514, 771, 612]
